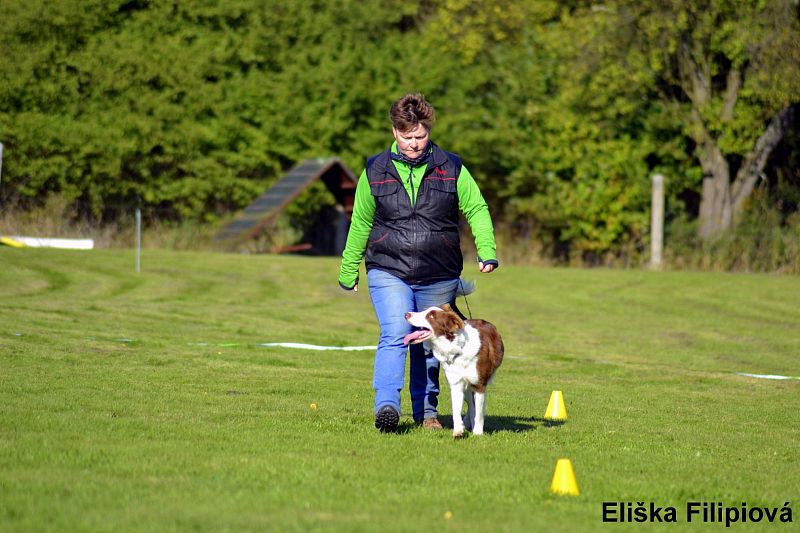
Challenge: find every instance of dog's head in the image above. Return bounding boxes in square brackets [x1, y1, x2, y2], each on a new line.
[403, 303, 465, 345]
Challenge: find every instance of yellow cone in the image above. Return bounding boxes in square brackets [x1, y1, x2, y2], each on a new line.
[550, 458, 580, 496]
[544, 390, 568, 421]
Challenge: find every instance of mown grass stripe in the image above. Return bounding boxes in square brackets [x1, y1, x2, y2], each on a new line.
[1, 248, 798, 531]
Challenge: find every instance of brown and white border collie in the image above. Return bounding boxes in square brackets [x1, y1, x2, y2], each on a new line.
[404, 304, 504, 437]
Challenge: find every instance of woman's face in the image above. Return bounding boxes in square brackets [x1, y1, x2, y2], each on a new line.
[392, 123, 429, 159]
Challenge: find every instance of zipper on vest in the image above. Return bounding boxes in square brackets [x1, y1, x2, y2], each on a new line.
[408, 162, 437, 283]
[408, 165, 418, 281]
[407, 167, 415, 205]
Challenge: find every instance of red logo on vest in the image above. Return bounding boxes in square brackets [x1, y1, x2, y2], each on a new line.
[429, 167, 455, 181]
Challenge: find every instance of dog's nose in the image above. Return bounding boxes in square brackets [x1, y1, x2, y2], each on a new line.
[404, 312, 412, 320]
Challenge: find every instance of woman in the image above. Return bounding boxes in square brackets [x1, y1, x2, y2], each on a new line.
[338, 93, 498, 433]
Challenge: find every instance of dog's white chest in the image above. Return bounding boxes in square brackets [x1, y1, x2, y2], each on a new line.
[442, 358, 480, 386]
[434, 324, 483, 386]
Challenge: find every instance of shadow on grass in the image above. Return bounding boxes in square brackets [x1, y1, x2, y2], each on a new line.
[435, 415, 565, 434]
[395, 421, 418, 434]
[387, 416, 567, 435]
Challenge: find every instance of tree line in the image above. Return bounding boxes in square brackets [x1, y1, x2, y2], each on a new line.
[1, 0, 798, 264]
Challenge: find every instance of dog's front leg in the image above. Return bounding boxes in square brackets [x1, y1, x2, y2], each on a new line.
[472, 391, 486, 435]
[450, 384, 466, 438]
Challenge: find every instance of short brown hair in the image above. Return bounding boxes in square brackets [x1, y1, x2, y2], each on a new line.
[389, 93, 435, 133]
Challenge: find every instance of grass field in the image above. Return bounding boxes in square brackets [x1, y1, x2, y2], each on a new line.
[1, 248, 798, 532]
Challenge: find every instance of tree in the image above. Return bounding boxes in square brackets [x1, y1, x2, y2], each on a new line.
[422, 1, 660, 261]
[623, 0, 800, 238]
[0, 0, 430, 222]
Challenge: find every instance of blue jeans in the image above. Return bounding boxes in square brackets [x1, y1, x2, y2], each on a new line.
[367, 269, 460, 420]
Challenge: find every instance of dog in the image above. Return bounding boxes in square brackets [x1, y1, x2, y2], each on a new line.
[404, 303, 503, 437]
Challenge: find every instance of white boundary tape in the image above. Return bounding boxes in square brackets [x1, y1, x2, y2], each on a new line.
[186, 341, 376, 351]
[735, 372, 799, 381]
[10, 236, 94, 249]
[258, 342, 377, 351]
[77, 337, 800, 371]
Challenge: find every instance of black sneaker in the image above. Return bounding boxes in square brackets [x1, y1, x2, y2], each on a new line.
[374, 405, 400, 433]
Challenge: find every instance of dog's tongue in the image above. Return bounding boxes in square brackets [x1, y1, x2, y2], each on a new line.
[403, 329, 429, 345]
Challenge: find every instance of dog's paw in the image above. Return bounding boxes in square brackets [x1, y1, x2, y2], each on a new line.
[452, 428, 465, 439]
[472, 427, 483, 435]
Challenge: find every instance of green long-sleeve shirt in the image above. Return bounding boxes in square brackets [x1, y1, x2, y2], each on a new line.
[338, 143, 497, 288]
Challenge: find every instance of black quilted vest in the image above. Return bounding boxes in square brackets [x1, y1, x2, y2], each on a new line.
[365, 143, 463, 284]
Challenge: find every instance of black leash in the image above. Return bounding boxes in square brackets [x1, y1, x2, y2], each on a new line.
[458, 278, 473, 320]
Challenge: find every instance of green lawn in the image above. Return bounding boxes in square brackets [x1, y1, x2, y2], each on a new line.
[1, 248, 798, 532]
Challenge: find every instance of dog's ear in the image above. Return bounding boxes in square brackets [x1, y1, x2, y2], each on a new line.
[441, 303, 453, 312]
[443, 312, 464, 340]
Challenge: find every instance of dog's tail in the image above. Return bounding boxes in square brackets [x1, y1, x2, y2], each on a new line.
[450, 278, 475, 320]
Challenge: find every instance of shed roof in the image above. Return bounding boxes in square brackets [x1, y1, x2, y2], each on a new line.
[215, 157, 357, 250]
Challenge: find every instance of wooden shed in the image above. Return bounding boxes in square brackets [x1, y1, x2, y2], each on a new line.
[215, 158, 357, 254]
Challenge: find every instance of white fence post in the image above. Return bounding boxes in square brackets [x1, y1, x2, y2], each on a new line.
[651, 174, 665, 269]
